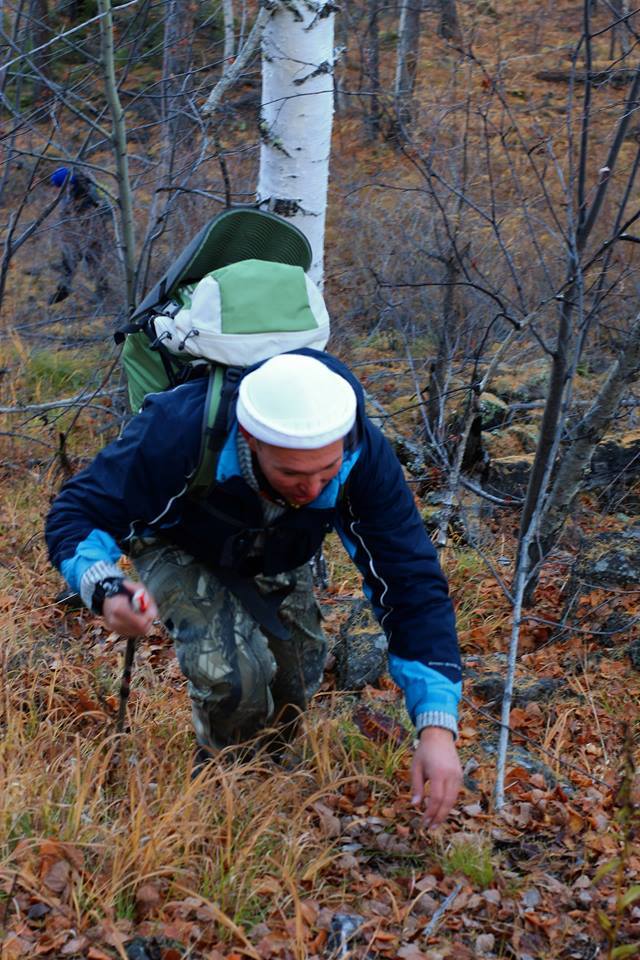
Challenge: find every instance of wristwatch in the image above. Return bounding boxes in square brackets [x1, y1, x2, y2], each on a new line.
[91, 576, 130, 615]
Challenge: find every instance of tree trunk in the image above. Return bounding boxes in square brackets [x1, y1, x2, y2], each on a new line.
[427, 252, 459, 437]
[533, 314, 640, 562]
[223, 0, 235, 75]
[28, 0, 48, 104]
[363, 0, 381, 140]
[437, 0, 462, 43]
[257, 0, 335, 285]
[517, 283, 574, 601]
[162, 0, 196, 149]
[394, 0, 421, 126]
[97, 0, 136, 311]
[609, 0, 630, 59]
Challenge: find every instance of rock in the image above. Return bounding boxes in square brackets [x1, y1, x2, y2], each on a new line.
[597, 612, 637, 648]
[469, 672, 562, 709]
[486, 453, 533, 498]
[327, 914, 365, 954]
[479, 392, 509, 430]
[573, 528, 640, 588]
[588, 430, 640, 489]
[332, 600, 388, 690]
[492, 359, 549, 404]
[469, 672, 505, 703]
[484, 424, 539, 459]
[481, 742, 573, 792]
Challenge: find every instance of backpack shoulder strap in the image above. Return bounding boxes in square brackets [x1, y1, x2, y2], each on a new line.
[189, 365, 244, 498]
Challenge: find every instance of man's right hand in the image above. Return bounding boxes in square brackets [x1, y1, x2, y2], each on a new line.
[102, 579, 157, 636]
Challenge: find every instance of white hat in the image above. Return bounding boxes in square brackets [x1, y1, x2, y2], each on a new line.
[236, 354, 357, 449]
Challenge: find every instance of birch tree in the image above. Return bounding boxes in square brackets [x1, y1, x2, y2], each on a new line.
[363, 0, 382, 140]
[394, 0, 421, 126]
[256, 0, 336, 285]
[222, 0, 235, 75]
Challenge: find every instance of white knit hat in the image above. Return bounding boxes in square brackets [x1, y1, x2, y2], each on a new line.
[236, 354, 357, 449]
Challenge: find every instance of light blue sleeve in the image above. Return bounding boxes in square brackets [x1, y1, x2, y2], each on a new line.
[60, 529, 122, 592]
[388, 653, 462, 725]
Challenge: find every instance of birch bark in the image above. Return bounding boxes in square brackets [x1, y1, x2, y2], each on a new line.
[394, 0, 421, 125]
[256, 1, 335, 286]
[223, 0, 235, 75]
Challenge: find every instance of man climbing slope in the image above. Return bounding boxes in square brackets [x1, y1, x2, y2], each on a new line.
[46, 350, 463, 826]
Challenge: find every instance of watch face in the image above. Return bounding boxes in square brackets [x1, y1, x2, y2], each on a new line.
[92, 577, 127, 614]
[104, 578, 125, 598]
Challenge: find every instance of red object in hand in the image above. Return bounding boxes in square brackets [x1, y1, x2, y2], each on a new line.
[131, 588, 150, 614]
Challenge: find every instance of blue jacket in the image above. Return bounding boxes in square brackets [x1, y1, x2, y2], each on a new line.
[46, 351, 462, 732]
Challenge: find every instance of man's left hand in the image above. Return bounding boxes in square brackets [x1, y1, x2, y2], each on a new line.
[411, 726, 462, 827]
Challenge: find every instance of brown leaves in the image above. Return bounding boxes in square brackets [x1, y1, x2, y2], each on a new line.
[38, 841, 83, 901]
[135, 882, 162, 917]
[352, 703, 409, 746]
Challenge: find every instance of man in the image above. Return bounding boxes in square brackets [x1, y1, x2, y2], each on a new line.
[49, 165, 112, 304]
[46, 351, 463, 826]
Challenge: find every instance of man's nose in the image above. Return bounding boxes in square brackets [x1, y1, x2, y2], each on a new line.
[301, 476, 323, 500]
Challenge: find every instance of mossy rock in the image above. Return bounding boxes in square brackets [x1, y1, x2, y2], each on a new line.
[479, 392, 509, 430]
[492, 359, 549, 404]
[484, 424, 538, 459]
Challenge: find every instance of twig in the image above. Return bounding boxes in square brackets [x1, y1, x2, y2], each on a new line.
[458, 476, 523, 506]
[201, 5, 271, 116]
[0, 389, 123, 414]
[422, 883, 462, 938]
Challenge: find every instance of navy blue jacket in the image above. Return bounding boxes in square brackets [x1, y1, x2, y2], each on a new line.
[46, 351, 461, 730]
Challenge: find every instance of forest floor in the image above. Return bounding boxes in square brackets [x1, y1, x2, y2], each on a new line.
[2, 340, 640, 960]
[2, 0, 640, 958]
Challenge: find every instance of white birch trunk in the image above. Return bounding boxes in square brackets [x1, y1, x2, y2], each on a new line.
[394, 0, 421, 125]
[223, 0, 235, 75]
[256, 2, 335, 286]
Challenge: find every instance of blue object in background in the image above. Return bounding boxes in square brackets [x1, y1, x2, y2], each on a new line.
[50, 166, 76, 187]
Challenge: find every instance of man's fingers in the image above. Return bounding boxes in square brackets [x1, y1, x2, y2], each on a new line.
[424, 777, 446, 825]
[411, 757, 426, 806]
[424, 774, 462, 827]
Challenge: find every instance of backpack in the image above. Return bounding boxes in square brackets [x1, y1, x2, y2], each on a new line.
[116, 207, 330, 496]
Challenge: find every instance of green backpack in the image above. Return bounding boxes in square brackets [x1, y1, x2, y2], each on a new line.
[116, 207, 330, 496]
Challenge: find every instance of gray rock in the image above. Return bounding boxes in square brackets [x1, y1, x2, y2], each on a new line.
[588, 431, 640, 489]
[469, 672, 562, 708]
[573, 528, 640, 588]
[597, 611, 638, 647]
[332, 600, 388, 690]
[486, 453, 533, 498]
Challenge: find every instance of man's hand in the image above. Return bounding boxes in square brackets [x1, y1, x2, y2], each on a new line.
[411, 726, 462, 828]
[102, 579, 157, 636]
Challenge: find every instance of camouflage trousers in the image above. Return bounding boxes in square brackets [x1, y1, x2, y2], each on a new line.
[130, 539, 327, 752]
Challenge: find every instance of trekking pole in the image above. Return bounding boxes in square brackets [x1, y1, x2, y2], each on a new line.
[115, 588, 149, 735]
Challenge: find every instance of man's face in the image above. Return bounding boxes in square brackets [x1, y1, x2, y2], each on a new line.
[248, 436, 344, 506]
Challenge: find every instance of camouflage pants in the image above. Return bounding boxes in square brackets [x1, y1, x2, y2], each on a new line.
[130, 539, 327, 752]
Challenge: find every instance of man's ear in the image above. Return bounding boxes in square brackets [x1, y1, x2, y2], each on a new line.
[239, 424, 258, 453]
